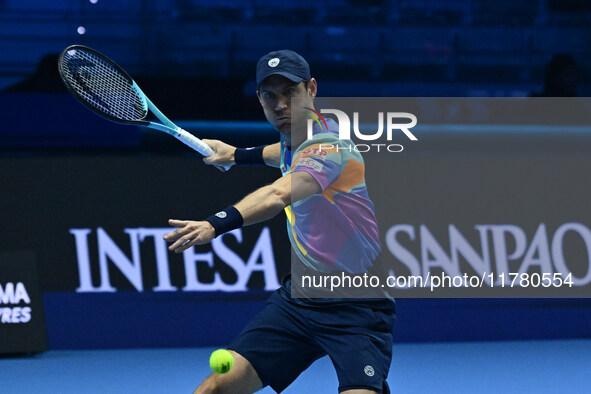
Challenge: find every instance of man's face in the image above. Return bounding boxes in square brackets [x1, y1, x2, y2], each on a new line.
[257, 75, 316, 133]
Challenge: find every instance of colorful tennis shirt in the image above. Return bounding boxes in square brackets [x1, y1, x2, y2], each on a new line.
[281, 118, 380, 274]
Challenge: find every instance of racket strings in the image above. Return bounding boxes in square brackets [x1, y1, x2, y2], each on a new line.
[60, 49, 147, 122]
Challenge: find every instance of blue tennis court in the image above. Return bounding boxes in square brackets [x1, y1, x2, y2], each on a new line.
[3, 339, 590, 393]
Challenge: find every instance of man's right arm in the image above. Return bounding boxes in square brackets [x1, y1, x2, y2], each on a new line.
[202, 140, 281, 170]
[261, 142, 281, 168]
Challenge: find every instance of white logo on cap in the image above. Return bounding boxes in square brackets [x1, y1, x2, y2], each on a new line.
[364, 365, 375, 377]
[268, 58, 280, 67]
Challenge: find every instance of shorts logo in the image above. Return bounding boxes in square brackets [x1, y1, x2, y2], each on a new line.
[268, 58, 280, 67]
[364, 365, 375, 377]
[215, 211, 227, 218]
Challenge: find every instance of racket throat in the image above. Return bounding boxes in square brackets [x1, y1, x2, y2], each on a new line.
[147, 122, 180, 137]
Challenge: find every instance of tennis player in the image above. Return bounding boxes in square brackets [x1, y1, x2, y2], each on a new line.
[164, 50, 395, 394]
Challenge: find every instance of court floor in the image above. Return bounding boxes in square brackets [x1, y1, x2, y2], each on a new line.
[3, 339, 590, 393]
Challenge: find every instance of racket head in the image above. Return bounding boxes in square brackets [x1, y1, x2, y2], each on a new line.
[58, 45, 149, 125]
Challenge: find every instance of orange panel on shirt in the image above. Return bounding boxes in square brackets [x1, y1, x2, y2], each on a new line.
[322, 159, 364, 203]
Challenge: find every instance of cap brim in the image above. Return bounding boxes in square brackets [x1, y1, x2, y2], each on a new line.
[257, 71, 303, 87]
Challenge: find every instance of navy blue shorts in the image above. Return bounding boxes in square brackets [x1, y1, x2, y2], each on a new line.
[229, 284, 396, 393]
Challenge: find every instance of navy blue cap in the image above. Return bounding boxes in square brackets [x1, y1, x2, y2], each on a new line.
[256, 50, 311, 87]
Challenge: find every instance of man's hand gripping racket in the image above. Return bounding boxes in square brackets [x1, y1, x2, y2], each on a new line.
[58, 45, 229, 169]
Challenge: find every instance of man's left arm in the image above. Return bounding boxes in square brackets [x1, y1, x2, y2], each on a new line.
[164, 171, 320, 253]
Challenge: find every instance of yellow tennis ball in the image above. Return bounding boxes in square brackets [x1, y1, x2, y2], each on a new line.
[209, 349, 234, 374]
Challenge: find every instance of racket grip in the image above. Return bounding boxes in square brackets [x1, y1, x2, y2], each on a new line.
[175, 128, 213, 156]
[176, 128, 231, 171]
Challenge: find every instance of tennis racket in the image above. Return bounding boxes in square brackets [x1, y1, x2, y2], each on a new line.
[58, 44, 216, 159]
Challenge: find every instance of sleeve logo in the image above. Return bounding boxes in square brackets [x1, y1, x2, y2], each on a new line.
[300, 148, 328, 160]
[295, 157, 324, 172]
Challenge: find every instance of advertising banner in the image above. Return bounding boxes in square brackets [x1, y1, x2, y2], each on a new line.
[2, 97, 591, 347]
[0, 252, 47, 354]
[0, 155, 290, 348]
[1, 156, 290, 294]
